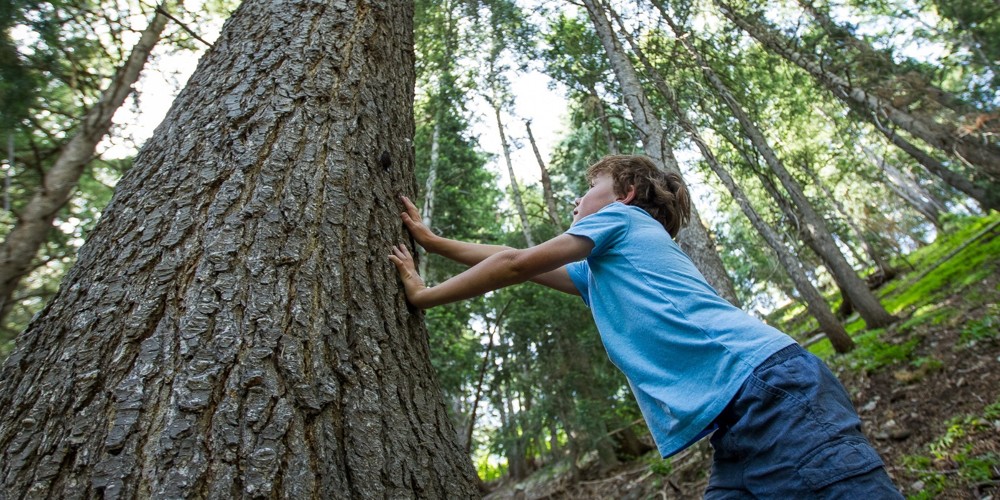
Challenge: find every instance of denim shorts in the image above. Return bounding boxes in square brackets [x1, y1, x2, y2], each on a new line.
[705, 344, 904, 499]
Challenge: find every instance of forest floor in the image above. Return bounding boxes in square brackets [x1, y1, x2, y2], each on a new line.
[485, 215, 1000, 499]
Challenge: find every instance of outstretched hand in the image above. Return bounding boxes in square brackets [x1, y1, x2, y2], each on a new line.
[399, 196, 438, 252]
[388, 244, 430, 308]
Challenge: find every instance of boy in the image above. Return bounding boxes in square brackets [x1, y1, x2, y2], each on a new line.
[389, 155, 902, 497]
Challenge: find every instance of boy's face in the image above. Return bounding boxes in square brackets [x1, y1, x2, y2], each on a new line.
[573, 173, 619, 225]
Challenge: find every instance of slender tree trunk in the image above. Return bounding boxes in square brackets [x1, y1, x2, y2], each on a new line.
[492, 103, 535, 246]
[800, 161, 891, 273]
[862, 146, 945, 228]
[611, 10, 853, 351]
[585, 84, 619, 154]
[867, 115, 999, 211]
[0, 1, 479, 497]
[464, 300, 510, 454]
[0, 3, 172, 323]
[420, 119, 440, 277]
[582, 0, 741, 307]
[796, 0, 973, 116]
[525, 120, 563, 229]
[658, 4, 895, 328]
[717, 0, 1000, 179]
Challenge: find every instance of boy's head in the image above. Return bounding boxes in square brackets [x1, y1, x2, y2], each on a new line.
[585, 155, 691, 238]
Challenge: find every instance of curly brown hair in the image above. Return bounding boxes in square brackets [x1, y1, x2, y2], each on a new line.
[586, 155, 691, 238]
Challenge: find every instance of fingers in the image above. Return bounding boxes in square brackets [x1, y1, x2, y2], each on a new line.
[389, 244, 413, 266]
[399, 195, 420, 218]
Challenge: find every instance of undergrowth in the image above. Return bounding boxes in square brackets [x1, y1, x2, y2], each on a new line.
[900, 399, 1000, 499]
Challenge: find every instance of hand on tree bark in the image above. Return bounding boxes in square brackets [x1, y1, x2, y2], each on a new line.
[399, 195, 439, 252]
[389, 244, 430, 308]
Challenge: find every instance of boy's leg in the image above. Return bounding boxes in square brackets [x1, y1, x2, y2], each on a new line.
[706, 344, 903, 499]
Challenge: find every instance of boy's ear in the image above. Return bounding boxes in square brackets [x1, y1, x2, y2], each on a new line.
[618, 185, 637, 205]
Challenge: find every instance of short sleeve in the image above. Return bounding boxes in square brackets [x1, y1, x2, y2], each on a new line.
[565, 261, 590, 306]
[565, 202, 630, 257]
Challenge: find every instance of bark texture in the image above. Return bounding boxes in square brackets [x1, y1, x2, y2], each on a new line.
[0, 1, 479, 498]
[0, 3, 171, 321]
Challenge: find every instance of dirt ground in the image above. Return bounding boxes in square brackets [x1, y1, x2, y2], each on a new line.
[486, 271, 1000, 499]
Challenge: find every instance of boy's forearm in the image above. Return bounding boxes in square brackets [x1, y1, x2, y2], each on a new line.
[415, 250, 529, 308]
[427, 236, 513, 267]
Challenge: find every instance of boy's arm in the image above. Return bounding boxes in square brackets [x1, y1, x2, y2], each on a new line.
[399, 196, 579, 295]
[390, 233, 593, 309]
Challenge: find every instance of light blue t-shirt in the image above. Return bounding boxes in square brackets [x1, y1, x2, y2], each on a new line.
[565, 202, 795, 458]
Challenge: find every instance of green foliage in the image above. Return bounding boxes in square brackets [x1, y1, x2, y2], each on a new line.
[646, 456, 673, 476]
[880, 213, 1000, 315]
[900, 396, 1000, 497]
[841, 329, 921, 372]
[475, 453, 507, 482]
[958, 309, 999, 345]
[1, 0, 217, 343]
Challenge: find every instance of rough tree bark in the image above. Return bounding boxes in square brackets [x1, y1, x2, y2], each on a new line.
[0, 1, 479, 498]
[0, 2, 172, 323]
[582, 0, 741, 307]
[657, 4, 896, 328]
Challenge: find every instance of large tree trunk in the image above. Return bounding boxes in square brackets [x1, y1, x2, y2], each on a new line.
[582, 0, 741, 307]
[609, 8, 854, 351]
[0, 1, 479, 497]
[0, 3, 171, 324]
[658, 5, 896, 328]
[717, 0, 1000, 180]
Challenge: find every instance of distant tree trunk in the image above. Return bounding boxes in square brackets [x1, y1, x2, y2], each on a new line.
[0, 1, 479, 497]
[0, 2, 171, 324]
[799, 161, 891, 273]
[492, 102, 535, 246]
[867, 116, 999, 212]
[610, 8, 854, 351]
[585, 84, 620, 154]
[526, 120, 563, 229]
[796, 0, 973, 116]
[717, 0, 1000, 180]
[659, 5, 895, 328]
[860, 146, 946, 229]
[582, 0, 741, 307]
[464, 301, 510, 455]
[420, 119, 441, 278]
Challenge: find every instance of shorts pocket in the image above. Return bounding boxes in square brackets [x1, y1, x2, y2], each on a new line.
[796, 437, 884, 490]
